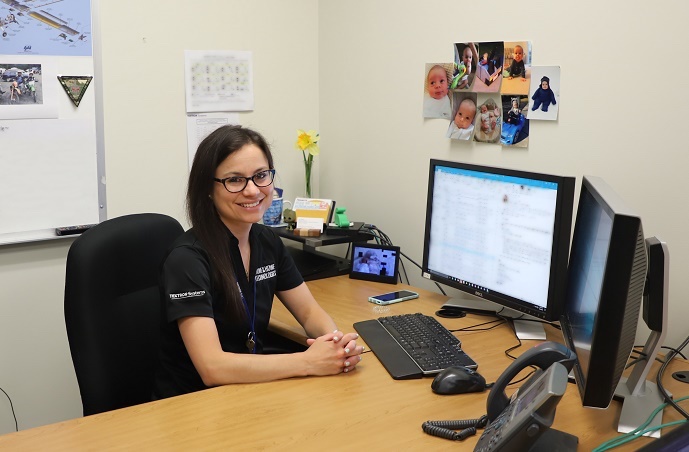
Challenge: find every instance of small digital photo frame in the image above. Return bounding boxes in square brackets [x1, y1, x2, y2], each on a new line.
[349, 242, 401, 284]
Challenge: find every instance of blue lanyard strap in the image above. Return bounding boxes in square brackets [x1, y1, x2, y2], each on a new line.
[236, 273, 257, 354]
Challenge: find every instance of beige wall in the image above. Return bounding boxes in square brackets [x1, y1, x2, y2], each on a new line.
[0, 0, 320, 434]
[1, 0, 687, 434]
[318, 2, 688, 345]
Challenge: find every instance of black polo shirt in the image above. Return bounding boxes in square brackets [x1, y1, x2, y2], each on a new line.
[152, 224, 303, 399]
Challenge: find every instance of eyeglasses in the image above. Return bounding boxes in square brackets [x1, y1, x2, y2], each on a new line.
[214, 169, 276, 193]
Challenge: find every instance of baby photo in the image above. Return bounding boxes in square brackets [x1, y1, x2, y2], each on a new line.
[447, 92, 477, 141]
[422, 63, 453, 119]
[451, 42, 478, 91]
[472, 42, 504, 93]
[528, 66, 560, 121]
[500, 94, 529, 147]
[501, 41, 531, 96]
[474, 95, 501, 144]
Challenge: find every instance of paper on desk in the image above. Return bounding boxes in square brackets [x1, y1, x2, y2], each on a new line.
[296, 217, 324, 232]
[186, 112, 239, 170]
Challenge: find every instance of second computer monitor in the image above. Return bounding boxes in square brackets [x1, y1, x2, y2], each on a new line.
[421, 159, 575, 322]
[560, 175, 648, 408]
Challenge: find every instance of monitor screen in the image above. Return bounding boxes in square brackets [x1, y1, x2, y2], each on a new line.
[421, 159, 574, 321]
[560, 175, 646, 408]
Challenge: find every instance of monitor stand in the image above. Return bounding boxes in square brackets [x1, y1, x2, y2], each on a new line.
[613, 236, 669, 438]
[442, 297, 546, 341]
[613, 325, 667, 438]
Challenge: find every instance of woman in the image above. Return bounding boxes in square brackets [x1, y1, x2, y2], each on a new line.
[153, 125, 363, 399]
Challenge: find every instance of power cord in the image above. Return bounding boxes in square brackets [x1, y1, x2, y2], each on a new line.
[0, 386, 18, 432]
[593, 396, 689, 451]
[656, 334, 689, 419]
[361, 223, 448, 294]
[361, 224, 411, 285]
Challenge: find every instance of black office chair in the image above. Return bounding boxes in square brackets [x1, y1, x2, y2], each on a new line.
[64, 213, 184, 416]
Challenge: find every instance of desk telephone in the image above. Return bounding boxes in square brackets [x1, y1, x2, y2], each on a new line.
[423, 342, 579, 451]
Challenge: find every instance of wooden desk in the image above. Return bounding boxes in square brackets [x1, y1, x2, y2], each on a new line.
[0, 276, 686, 450]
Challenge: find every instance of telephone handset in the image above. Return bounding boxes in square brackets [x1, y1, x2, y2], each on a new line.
[475, 341, 578, 452]
[486, 341, 576, 421]
[423, 341, 578, 448]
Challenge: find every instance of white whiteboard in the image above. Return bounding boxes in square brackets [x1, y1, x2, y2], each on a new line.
[0, 3, 105, 246]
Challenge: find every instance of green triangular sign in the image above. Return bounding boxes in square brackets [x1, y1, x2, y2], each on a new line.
[57, 75, 93, 107]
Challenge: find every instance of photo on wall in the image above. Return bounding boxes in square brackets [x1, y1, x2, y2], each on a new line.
[501, 94, 529, 147]
[501, 41, 532, 96]
[0, 58, 58, 120]
[422, 63, 453, 119]
[447, 91, 477, 141]
[474, 94, 502, 144]
[452, 42, 478, 91]
[528, 66, 560, 121]
[472, 41, 504, 93]
[0, 63, 42, 106]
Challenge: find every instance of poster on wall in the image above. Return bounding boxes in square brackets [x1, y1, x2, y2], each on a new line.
[184, 50, 254, 113]
[0, 0, 92, 56]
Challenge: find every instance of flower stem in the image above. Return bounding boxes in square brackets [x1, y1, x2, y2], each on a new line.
[303, 152, 313, 198]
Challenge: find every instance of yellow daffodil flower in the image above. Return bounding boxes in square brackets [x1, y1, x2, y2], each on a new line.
[295, 129, 320, 197]
[295, 129, 320, 156]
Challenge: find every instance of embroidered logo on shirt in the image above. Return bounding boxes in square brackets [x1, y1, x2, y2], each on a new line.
[254, 264, 276, 282]
[169, 290, 206, 300]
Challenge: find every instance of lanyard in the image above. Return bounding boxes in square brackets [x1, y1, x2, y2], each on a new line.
[236, 273, 257, 354]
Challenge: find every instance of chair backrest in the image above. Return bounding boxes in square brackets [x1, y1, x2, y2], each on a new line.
[64, 213, 184, 416]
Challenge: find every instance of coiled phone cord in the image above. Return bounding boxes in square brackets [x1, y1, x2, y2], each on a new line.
[421, 414, 488, 441]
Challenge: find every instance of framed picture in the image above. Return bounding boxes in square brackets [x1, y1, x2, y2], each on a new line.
[349, 243, 400, 284]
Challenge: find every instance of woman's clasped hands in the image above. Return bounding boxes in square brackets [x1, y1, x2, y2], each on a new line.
[304, 330, 364, 376]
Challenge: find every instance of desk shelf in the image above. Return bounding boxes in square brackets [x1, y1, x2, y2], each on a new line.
[273, 224, 374, 280]
[273, 223, 374, 250]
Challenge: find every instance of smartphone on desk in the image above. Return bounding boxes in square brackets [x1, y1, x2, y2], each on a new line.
[368, 290, 419, 306]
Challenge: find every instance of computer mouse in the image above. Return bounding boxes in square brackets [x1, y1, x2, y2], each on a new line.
[431, 366, 487, 395]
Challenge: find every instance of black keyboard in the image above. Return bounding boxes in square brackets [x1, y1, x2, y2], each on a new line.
[354, 313, 478, 380]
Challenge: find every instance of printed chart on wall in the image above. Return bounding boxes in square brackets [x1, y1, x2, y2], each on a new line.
[184, 50, 254, 113]
[0, 0, 101, 245]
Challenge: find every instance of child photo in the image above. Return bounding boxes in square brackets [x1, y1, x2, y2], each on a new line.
[474, 95, 501, 144]
[528, 66, 560, 121]
[472, 41, 504, 93]
[447, 91, 477, 141]
[500, 94, 529, 147]
[501, 41, 531, 96]
[451, 42, 477, 91]
[422, 63, 453, 119]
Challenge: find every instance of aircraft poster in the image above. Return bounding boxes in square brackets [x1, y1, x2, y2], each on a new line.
[0, 0, 92, 56]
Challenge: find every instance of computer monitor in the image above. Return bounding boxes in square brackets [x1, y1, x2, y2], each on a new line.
[421, 159, 575, 338]
[559, 175, 668, 437]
